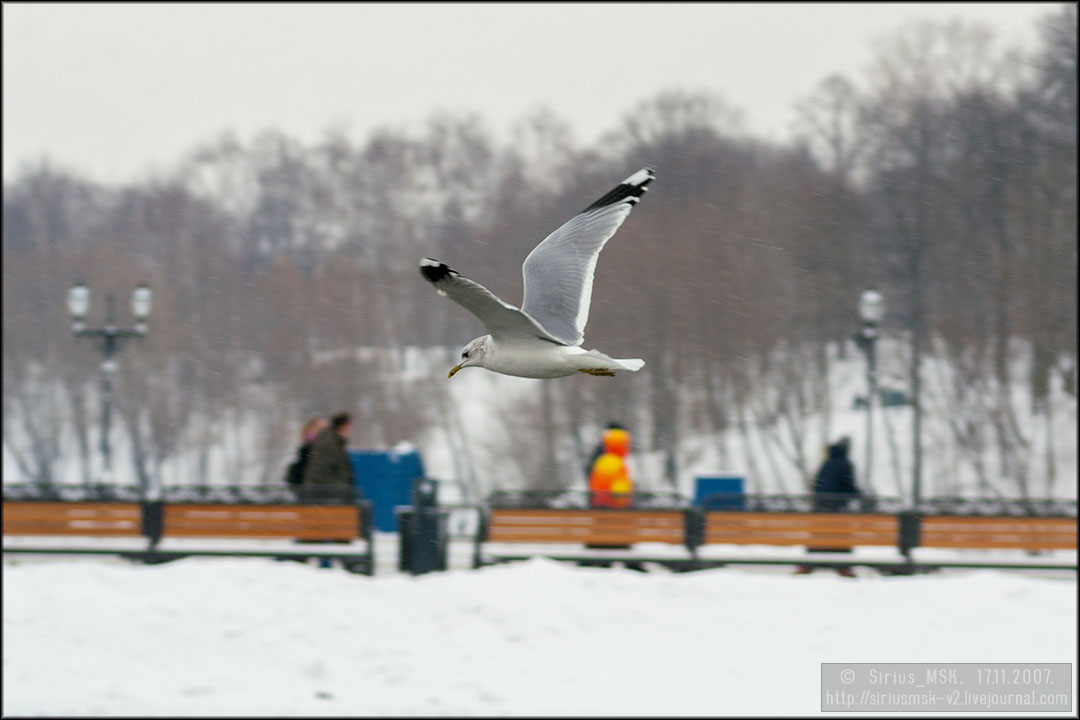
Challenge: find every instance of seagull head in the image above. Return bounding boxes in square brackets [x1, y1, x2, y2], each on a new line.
[448, 336, 491, 378]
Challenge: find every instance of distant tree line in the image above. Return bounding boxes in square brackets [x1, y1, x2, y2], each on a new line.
[3, 8, 1075, 499]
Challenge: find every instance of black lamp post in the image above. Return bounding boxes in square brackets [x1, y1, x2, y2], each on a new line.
[854, 289, 884, 496]
[67, 282, 152, 487]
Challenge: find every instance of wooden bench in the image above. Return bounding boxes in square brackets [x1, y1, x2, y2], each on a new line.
[703, 511, 899, 549]
[694, 510, 911, 572]
[161, 504, 361, 540]
[148, 502, 373, 573]
[697, 510, 1076, 572]
[917, 515, 1077, 551]
[486, 508, 686, 544]
[3, 501, 144, 536]
[476, 508, 693, 568]
[2, 499, 375, 574]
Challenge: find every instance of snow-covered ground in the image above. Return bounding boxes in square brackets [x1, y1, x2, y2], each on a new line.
[3, 343, 1075, 715]
[3, 553, 1075, 716]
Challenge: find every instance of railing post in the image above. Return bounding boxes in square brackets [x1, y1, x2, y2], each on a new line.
[684, 506, 704, 561]
[898, 511, 921, 573]
[142, 499, 163, 550]
[359, 500, 375, 576]
[473, 506, 489, 569]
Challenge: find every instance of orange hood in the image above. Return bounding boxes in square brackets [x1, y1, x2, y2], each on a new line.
[603, 428, 630, 457]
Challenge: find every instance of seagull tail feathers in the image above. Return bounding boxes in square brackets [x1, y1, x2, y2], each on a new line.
[615, 358, 645, 372]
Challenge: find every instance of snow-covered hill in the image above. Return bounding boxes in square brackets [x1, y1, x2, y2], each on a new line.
[4, 341, 1076, 503]
[421, 340, 1077, 502]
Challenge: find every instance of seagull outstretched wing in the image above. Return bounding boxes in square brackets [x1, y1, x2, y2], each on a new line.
[419, 258, 568, 345]
[520, 167, 655, 346]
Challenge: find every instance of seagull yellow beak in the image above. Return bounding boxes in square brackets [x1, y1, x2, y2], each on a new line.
[448, 363, 463, 378]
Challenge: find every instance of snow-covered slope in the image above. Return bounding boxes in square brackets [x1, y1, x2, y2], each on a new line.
[4, 342, 1076, 503]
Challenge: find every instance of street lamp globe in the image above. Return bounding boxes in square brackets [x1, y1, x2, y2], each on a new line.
[131, 284, 152, 321]
[859, 289, 885, 325]
[68, 283, 91, 319]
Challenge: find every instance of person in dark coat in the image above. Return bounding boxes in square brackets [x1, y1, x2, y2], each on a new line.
[300, 412, 356, 503]
[812, 437, 860, 512]
[798, 437, 860, 577]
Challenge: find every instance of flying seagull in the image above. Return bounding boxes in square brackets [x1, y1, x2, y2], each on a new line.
[419, 167, 654, 379]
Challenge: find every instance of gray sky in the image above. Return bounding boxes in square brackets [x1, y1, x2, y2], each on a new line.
[2, 2, 1065, 185]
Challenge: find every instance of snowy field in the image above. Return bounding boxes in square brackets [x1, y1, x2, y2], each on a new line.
[3, 554, 1076, 716]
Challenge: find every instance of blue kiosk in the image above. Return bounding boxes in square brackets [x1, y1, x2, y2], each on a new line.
[349, 447, 426, 532]
[694, 475, 746, 510]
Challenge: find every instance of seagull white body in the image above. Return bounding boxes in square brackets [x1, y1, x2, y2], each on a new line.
[469, 339, 644, 380]
[420, 167, 655, 380]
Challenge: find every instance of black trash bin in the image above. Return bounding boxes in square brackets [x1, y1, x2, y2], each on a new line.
[397, 478, 449, 574]
[396, 508, 450, 573]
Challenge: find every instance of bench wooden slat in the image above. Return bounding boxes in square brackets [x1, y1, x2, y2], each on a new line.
[2, 502, 143, 536]
[920, 516, 1076, 550]
[163, 504, 360, 540]
[705, 530, 898, 540]
[490, 530, 682, 544]
[704, 512, 899, 547]
[488, 509, 686, 545]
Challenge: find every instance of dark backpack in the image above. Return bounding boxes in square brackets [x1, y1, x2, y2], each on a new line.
[285, 445, 310, 486]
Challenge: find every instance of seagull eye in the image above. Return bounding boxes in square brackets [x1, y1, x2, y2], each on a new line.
[462, 351, 470, 359]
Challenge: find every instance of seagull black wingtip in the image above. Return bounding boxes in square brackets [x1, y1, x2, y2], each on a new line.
[419, 258, 453, 284]
[582, 167, 657, 214]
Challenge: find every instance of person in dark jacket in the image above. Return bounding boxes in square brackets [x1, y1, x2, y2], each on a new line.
[300, 412, 356, 503]
[812, 437, 860, 512]
[798, 437, 860, 577]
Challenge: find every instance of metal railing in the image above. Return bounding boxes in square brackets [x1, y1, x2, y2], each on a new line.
[697, 492, 907, 514]
[913, 497, 1077, 517]
[486, 488, 692, 510]
[0, 483, 363, 505]
[160, 484, 360, 504]
[2, 483, 144, 502]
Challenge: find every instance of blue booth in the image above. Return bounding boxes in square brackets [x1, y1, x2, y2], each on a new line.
[694, 476, 746, 510]
[349, 448, 426, 532]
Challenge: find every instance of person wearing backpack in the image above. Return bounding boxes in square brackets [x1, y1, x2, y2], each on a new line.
[286, 416, 327, 497]
[276, 416, 327, 564]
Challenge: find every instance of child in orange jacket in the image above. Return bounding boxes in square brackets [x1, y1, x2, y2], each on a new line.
[589, 427, 633, 508]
